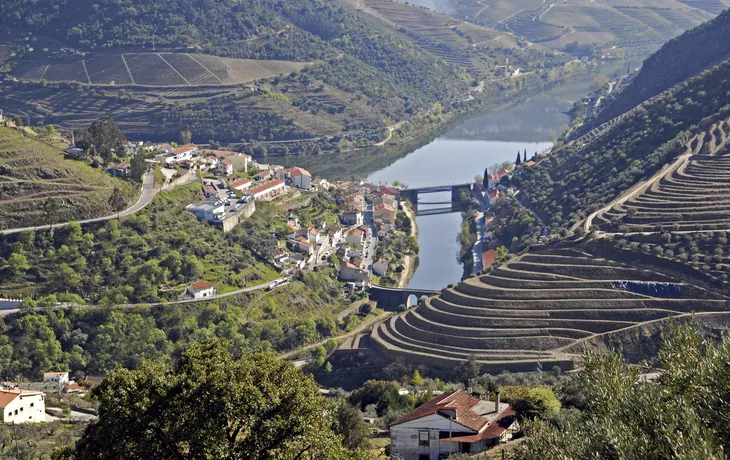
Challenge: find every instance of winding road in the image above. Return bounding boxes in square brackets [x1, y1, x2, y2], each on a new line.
[1, 172, 158, 236]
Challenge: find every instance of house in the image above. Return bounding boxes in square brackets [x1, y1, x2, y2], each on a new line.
[523, 160, 536, 167]
[373, 203, 397, 230]
[290, 253, 306, 269]
[488, 190, 500, 205]
[373, 258, 389, 276]
[273, 250, 290, 266]
[199, 149, 251, 172]
[390, 389, 517, 460]
[346, 228, 366, 248]
[339, 261, 370, 282]
[254, 170, 272, 182]
[181, 281, 216, 299]
[230, 177, 252, 191]
[484, 215, 496, 228]
[290, 167, 312, 190]
[327, 225, 343, 244]
[0, 389, 46, 423]
[43, 372, 69, 386]
[293, 236, 315, 255]
[379, 185, 400, 197]
[482, 249, 498, 268]
[287, 214, 300, 230]
[202, 184, 219, 199]
[341, 207, 363, 226]
[111, 161, 130, 177]
[153, 143, 174, 154]
[276, 168, 292, 180]
[373, 193, 397, 209]
[246, 179, 286, 201]
[314, 178, 329, 190]
[64, 382, 87, 396]
[187, 200, 225, 222]
[215, 158, 233, 176]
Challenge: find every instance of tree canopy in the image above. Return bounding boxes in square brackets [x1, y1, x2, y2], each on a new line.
[60, 340, 368, 460]
[515, 321, 730, 459]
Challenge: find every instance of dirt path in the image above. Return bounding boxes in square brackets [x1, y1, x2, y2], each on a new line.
[398, 202, 418, 288]
[576, 134, 700, 235]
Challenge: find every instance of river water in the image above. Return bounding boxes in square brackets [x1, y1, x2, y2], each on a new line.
[290, 66, 636, 289]
[363, 79, 616, 288]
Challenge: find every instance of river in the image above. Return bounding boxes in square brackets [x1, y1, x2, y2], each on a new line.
[290, 64, 638, 289]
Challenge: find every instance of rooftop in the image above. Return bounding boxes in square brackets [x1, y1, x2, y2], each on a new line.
[290, 166, 311, 177]
[248, 179, 285, 195]
[189, 281, 214, 291]
[390, 389, 501, 432]
[0, 389, 43, 408]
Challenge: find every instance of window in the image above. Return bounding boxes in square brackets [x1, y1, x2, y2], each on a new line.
[419, 430, 430, 447]
[30, 403, 34, 408]
[14, 409, 18, 415]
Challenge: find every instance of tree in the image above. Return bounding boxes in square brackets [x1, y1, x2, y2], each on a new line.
[483, 167, 489, 189]
[108, 187, 126, 211]
[359, 303, 373, 315]
[515, 321, 730, 459]
[128, 153, 147, 183]
[179, 130, 192, 145]
[333, 399, 371, 450]
[515, 151, 522, 166]
[411, 369, 424, 386]
[77, 118, 125, 163]
[452, 355, 480, 387]
[69, 340, 364, 459]
[513, 387, 561, 420]
[524, 149, 527, 163]
[6, 253, 30, 276]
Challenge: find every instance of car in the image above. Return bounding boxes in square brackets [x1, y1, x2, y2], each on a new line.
[266, 281, 279, 291]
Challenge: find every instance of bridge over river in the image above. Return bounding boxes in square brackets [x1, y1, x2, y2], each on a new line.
[399, 183, 473, 216]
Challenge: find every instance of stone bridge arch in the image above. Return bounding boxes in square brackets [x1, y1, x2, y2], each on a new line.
[369, 285, 438, 311]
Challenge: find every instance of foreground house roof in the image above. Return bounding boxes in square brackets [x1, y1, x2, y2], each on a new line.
[390, 389, 489, 432]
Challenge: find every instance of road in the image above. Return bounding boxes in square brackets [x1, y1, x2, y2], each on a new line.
[0, 277, 287, 317]
[0, 172, 158, 235]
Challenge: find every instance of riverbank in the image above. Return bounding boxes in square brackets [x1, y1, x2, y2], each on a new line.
[398, 202, 418, 288]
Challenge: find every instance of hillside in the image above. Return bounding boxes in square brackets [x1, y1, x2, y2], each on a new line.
[594, 7, 730, 125]
[0, 0, 572, 149]
[0, 126, 135, 229]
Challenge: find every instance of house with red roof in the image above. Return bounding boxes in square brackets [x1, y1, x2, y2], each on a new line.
[482, 249, 498, 268]
[181, 281, 216, 299]
[390, 389, 517, 459]
[488, 190, 501, 205]
[290, 166, 312, 190]
[214, 158, 234, 176]
[0, 389, 46, 423]
[230, 177, 252, 191]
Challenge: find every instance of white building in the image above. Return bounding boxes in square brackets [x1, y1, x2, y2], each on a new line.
[231, 177, 252, 191]
[246, 179, 286, 201]
[181, 281, 216, 299]
[290, 166, 312, 190]
[43, 372, 69, 385]
[0, 389, 46, 424]
[215, 158, 234, 176]
[339, 261, 370, 282]
[390, 390, 517, 460]
[166, 144, 198, 164]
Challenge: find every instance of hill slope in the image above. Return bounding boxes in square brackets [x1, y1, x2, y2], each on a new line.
[595, 7, 730, 124]
[0, 126, 135, 229]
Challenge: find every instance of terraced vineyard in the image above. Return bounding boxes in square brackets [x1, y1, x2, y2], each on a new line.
[369, 247, 730, 370]
[496, 9, 566, 43]
[593, 120, 730, 233]
[12, 53, 309, 87]
[0, 126, 135, 229]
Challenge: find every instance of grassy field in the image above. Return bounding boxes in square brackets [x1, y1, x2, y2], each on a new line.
[0, 126, 135, 229]
[12, 52, 310, 87]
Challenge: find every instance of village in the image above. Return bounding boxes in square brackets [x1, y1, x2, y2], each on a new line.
[66, 138, 415, 299]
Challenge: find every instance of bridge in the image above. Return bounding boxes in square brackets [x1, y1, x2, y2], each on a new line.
[399, 183, 473, 216]
[369, 285, 438, 310]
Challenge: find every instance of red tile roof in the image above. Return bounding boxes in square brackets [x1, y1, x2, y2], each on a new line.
[439, 408, 516, 443]
[482, 249, 498, 268]
[231, 178, 252, 188]
[390, 390, 489, 432]
[189, 281, 214, 291]
[379, 186, 399, 195]
[373, 203, 396, 212]
[290, 166, 311, 177]
[523, 161, 536, 167]
[248, 179, 285, 195]
[173, 144, 196, 154]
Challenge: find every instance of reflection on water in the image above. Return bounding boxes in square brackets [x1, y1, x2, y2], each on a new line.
[288, 72, 636, 288]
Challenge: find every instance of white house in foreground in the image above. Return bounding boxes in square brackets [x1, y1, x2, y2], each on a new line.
[181, 281, 216, 299]
[390, 389, 517, 460]
[0, 389, 46, 423]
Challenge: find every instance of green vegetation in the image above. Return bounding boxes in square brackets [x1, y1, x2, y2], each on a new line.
[596, 8, 730, 126]
[0, 126, 135, 229]
[516, 56, 730, 232]
[55, 340, 369, 459]
[515, 322, 730, 458]
[0, 184, 278, 302]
